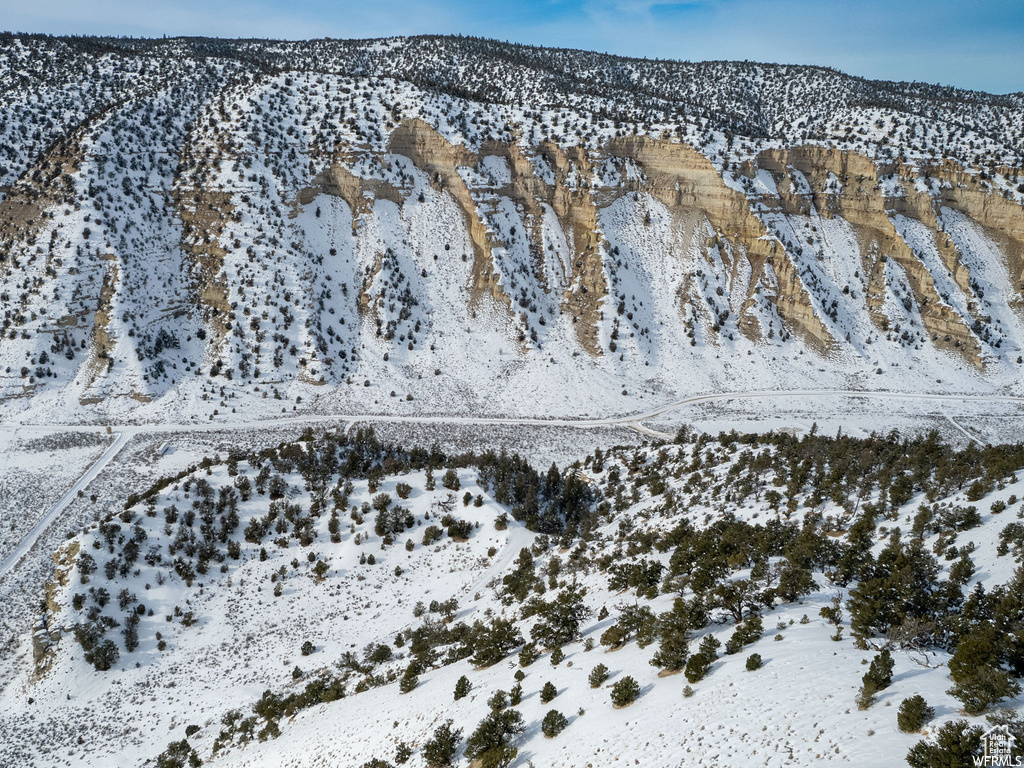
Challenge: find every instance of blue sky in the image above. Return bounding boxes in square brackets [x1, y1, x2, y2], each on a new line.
[4, 0, 1022, 94]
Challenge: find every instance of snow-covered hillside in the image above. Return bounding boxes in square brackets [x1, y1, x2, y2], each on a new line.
[3, 426, 1024, 766]
[1, 35, 1023, 425]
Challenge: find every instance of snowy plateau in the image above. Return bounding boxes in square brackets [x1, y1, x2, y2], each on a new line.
[0, 33, 1023, 768]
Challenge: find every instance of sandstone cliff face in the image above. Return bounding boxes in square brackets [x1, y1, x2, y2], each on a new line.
[930, 159, 1024, 309]
[33, 540, 80, 679]
[607, 137, 833, 351]
[173, 182, 233, 344]
[757, 146, 991, 367]
[6, 104, 1024, 412]
[388, 119, 513, 317]
[288, 128, 1024, 370]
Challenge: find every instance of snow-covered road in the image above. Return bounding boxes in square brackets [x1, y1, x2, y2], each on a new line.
[2, 388, 1023, 438]
[1, 387, 1021, 581]
[0, 431, 129, 583]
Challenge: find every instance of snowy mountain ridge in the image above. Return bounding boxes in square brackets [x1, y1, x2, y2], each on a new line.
[1, 34, 1023, 425]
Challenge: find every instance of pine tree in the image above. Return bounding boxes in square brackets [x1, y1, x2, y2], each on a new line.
[540, 681, 557, 703]
[464, 707, 524, 768]
[684, 634, 719, 684]
[454, 675, 471, 700]
[897, 695, 934, 733]
[610, 676, 640, 707]
[442, 469, 460, 491]
[395, 742, 412, 764]
[471, 617, 523, 668]
[948, 667, 1021, 715]
[422, 720, 462, 768]
[530, 582, 591, 648]
[905, 720, 983, 768]
[518, 642, 539, 667]
[589, 663, 609, 688]
[650, 598, 692, 672]
[541, 709, 568, 738]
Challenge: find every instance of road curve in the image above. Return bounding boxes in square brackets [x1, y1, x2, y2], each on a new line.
[0, 388, 1020, 580]
[0, 432, 130, 583]
[1, 388, 1023, 438]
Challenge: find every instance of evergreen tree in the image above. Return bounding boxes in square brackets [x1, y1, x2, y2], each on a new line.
[650, 598, 692, 672]
[897, 695, 934, 733]
[518, 642, 539, 667]
[463, 707, 524, 768]
[442, 469, 460, 491]
[610, 676, 640, 707]
[541, 709, 568, 738]
[471, 617, 523, 668]
[857, 649, 894, 709]
[948, 666, 1021, 716]
[684, 635, 720, 684]
[540, 681, 557, 703]
[422, 720, 462, 768]
[395, 742, 412, 764]
[530, 583, 591, 648]
[502, 548, 535, 603]
[589, 663, 610, 688]
[454, 675, 471, 700]
[905, 720, 983, 768]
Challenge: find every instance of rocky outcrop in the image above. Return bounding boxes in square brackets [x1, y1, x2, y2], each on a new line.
[608, 137, 834, 350]
[929, 159, 1024, 310]
[173, 183, 233, 343]
[388, 120, 514, 318]
[757, 146, 985, 366]
[299, 161, 403, 235]
[33, 540, 80, 679]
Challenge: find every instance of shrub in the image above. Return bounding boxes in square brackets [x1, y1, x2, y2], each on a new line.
[610, 676, 640, 707]
[422, 720, 462, 768]
[454, 675, 471, 700]
[395, 742, 412, 764]
[442, 469, 460, 491]
[589, 663, 609, 688]
[519, 643, 539, 667]
[301, 640, 315, 656]
[550, 647, 565, 666]
[745, 653, 763, 671]
[540, 681, 557, 703]
[906, 720, 983, 768]
[542, 709, 568, 738]
[422, 525, 443, 546]
[897, 695, 934, 733]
